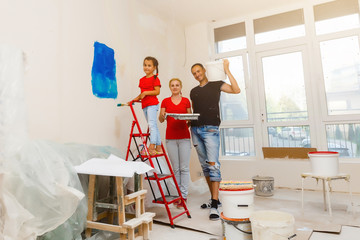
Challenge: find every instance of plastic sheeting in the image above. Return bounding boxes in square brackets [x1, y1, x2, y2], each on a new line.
[0, 45, 126, 240]
[1, 140, 126, 240]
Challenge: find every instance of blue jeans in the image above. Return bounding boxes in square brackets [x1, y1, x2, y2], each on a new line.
[166, 139, 191, 199]
[143, 104, 161, 145]
[191, 126, 221, 182]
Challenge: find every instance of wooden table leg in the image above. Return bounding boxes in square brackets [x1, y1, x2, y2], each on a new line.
[116, 177, 126, 240]
[86, 175, 96, 238]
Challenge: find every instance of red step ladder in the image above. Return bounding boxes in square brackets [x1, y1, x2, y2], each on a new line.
[118, 101, 191, 227]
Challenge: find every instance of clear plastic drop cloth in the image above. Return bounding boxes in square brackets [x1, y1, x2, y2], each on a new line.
[87, 230, 119, 240]
[0, 44, 127, 240]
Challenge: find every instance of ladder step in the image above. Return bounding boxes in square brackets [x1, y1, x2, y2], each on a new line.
[145, 174, 173, 181]
[153, 195, 179, 204]
[139, 153, 165, 158]
[132, 133, 150, 137]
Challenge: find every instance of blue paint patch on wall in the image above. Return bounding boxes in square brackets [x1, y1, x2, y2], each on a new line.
[91, 42, 118, 99]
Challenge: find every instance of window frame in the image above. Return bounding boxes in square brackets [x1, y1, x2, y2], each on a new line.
[209, 0, 360, 161]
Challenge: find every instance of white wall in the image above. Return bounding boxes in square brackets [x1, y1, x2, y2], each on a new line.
[183, 19, 360, 192]
[2, 0, 358, 192]
[0, 0, 186, 155]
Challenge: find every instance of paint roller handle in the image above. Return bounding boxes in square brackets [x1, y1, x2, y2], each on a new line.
[117, 103, 130, 107]
[117, 101, 136, 107]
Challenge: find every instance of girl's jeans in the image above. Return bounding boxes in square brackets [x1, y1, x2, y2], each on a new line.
[143, 104, 161, 145]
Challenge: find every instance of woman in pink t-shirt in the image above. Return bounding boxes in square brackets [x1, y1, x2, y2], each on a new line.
[159, 78, 191, 208]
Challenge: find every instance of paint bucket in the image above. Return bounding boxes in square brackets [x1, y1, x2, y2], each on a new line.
[252, 176, 274, 197]
[308, 151, 339, 176]
[219, 182, 254, 219]
[250, 210, 296, 240]
[221, 212, 252, 240]
[205, 60, 226, 81]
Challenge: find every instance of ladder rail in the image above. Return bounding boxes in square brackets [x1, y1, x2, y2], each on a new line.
[117, 101, 191, 227]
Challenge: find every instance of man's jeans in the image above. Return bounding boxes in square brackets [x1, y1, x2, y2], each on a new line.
[191, 126, 221, 182]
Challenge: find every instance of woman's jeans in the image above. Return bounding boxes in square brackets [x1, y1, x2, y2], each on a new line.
[166, 139, 191, 199]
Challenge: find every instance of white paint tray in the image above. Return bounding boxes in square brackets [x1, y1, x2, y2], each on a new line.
[166, 113, 200, 120]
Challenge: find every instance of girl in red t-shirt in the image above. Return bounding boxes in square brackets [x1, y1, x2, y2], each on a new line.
[159, 78, 191, 208]
[130, 56, 162, 155]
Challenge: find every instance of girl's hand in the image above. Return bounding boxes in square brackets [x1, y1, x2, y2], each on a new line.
[159, 107, 166, 123]
[161, 111, 166, 120]
[139, 92, 147, 100]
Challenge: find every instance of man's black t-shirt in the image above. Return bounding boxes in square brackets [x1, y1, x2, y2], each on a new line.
[190, 81, 224, 127]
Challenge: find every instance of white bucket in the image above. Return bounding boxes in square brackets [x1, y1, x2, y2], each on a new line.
[221, 213, 252, 240]
[250, 210, 296, 240]
[308, 151, 339, 176]
[219, 188, 254, 219]
[205, 60, 226, 81]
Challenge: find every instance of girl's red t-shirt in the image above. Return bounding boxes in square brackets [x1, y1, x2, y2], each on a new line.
[139, 76, 161, 109]
[161, 97, 191, 140]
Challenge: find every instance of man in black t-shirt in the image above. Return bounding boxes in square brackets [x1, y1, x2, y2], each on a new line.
[190, 59, 240, 221]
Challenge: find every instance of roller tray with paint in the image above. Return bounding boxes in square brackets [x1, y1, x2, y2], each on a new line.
[165, 113, 200, 120]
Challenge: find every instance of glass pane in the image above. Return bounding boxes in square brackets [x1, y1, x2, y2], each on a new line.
[220, 128, 255, 156]
[220, 56, 249, 121]
[325, 123, 360, 157]
[320, 36, 360, 115]
[215, 22, 246, 53]
[255, 26, 305, 45]
[314, 0, 360, 35]
[216, 37, 246, 53]
[262, 52, 308, 122]
[268, 125, 310, 147]
[254, 9, 305, 44]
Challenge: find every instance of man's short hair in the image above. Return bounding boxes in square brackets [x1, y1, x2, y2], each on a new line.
[191, 63, 204, 71]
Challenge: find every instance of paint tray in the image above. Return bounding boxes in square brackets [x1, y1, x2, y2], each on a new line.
[166, 113, 200, 120]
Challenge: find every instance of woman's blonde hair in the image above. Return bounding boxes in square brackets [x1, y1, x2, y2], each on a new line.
[169, 78, 182, 88]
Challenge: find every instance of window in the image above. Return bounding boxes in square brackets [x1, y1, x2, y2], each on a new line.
[220, 56, 249, 121]
[269, 126, 310, 148]
[319, 36, 360, 115]
[221, 128, 255, 156]
[314, 0, 360, 35]
[325, 124, 360, 157]
[254, 9, 305, 44]
[262, 51, 308, 122]
[214, 22, 246, 53]
[211, 0, 360, 159]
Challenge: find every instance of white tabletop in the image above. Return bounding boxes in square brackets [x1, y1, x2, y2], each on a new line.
[75, 154, 154, 178]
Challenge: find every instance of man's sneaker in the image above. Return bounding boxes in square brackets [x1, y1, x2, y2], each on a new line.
[200, 199, 222, 209]
[209, 207, 220, 221]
